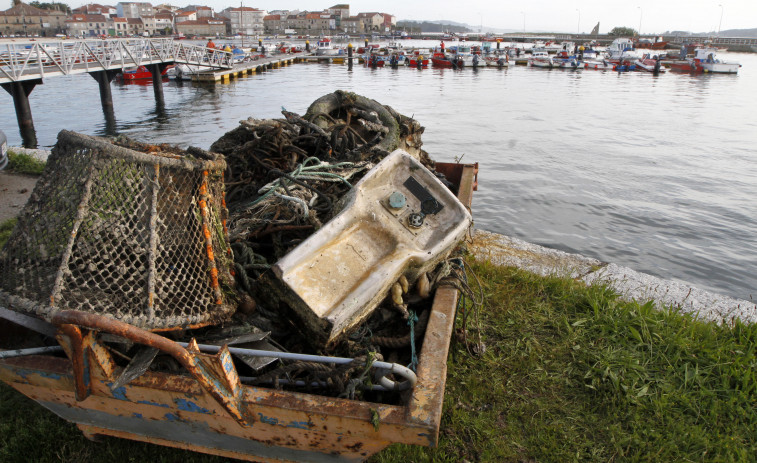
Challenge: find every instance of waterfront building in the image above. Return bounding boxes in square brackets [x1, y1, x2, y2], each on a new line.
[227, 6, 266, 36]
[175, 17, 226, 37]
[65, 13, 109, 37]
[116, 2, 154, 18]
[0, 0, 67, 37]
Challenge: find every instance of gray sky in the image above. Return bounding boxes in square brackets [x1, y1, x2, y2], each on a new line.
[66, 1, 756, 34]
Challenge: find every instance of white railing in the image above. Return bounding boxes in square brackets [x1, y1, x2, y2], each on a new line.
[0, 38, 232, 84]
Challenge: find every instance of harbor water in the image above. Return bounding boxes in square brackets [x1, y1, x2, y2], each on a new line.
[1, 44, 756, 301]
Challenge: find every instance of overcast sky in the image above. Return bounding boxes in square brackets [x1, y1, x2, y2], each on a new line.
[65, 0, 757, 34]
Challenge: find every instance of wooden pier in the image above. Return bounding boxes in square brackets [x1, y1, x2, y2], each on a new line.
[193, 54, 308, 82]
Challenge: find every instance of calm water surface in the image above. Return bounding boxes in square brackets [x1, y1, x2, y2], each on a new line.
[2, 44, 756, 300]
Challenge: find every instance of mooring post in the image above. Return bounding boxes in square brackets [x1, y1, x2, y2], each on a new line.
[305, 40, 310, 52]
[1, 79, 41, 148]
[347, 43, 353, 68]
[149, 64, 165, 106]
[364, 38, 368, 49]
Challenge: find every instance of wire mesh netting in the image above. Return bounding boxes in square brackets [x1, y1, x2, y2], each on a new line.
[0, 131, 235, 330]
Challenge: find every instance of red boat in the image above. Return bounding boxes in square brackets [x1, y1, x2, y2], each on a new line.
[406, 56, 429, 68]
[431, 52, 454, 68]
[635, 36, 669, 50]
[119, 65, 169, 81]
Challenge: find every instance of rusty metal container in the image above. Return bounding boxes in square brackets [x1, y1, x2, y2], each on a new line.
[0, 161, 478, 462]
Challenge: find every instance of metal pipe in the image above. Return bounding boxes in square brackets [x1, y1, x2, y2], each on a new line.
[0, 345, 64, 359]
[185, 343, 417, 391]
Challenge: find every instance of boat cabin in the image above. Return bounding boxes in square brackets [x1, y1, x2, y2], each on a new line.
[693, 47, 719, 63]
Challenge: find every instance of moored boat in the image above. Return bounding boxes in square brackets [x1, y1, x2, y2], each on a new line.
[692, 47, 741, 74]
[583, 59, 615, 70]
[119, 65, 168, 81]
[530, 56, 554, 68]
[634, 54, 666, 73]
[315, 38, 343, 56]
[605, 37, 641, 62]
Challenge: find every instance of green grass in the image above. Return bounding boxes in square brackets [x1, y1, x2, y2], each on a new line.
[1, 258, 755, 462]
[372, 259, 757, 462]
[0, 219, 16, 249]
[6, 150, 46, 176]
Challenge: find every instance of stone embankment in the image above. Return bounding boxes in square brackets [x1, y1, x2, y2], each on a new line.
[470, 229, 757, 325]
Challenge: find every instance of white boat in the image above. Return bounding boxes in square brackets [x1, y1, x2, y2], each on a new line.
[553, 57, 583, 69]
[634, 54, 667, 73]
[530, 56, 554, 68]
[605, 37, 641, 61]
[544, 41, 562, 54]
[166, 64, 202, 81]
[583, 59, 615, 70]
[692, 48, 741, 74]
[484, 55, 509, 67]
[531, 46, 549, 59]
[451, 46, 483, 68]
[315, 38, 343, 56]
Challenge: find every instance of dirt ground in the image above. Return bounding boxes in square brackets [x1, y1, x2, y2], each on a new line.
[0, 171, 37, 222]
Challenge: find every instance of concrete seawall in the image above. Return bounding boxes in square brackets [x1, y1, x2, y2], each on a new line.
[470, 229, 757, 325]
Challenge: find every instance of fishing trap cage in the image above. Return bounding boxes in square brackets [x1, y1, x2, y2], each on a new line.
[0, 131, 236, 331]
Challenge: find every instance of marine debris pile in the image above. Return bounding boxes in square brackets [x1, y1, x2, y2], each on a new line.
[0, 91, 474, 403]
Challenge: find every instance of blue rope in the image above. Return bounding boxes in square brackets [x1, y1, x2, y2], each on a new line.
[408, 310, 419, 372]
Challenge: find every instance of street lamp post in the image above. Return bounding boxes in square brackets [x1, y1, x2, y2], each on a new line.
[637, 6, 642, 37]
[576, 9, 580, 34]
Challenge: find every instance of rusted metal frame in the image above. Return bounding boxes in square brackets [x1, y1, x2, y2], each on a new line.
[404, 164, 475, 443]
[456, 163, 478, 208]
[198, 170, 224, 305]
[51, 310, 255, 427]
[405, 286, 459, 443]
[56, 324, 89, 401]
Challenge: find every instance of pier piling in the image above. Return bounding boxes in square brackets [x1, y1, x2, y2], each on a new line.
[89, 70, 119, 113]
[1, 79, 41, 148]
[148, 64, 167, 106]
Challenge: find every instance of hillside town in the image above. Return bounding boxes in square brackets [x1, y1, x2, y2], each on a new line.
[0, 0, 396, 38]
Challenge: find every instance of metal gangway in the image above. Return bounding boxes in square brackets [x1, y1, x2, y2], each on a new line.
[0, 38, 233, 84]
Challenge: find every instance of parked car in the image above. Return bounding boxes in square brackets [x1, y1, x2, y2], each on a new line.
[0, 129, 8, 170]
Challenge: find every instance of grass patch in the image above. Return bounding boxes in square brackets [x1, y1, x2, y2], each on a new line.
[0, 257, 755, 461]
[6, 150, 46, 176]
[372, 258, 757, 462]
[0, 218, 16, 249]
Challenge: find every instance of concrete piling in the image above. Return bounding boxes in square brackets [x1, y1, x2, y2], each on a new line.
[1, 79, 41, 148]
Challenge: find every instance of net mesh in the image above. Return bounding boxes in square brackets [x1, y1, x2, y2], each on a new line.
[0, 131, 235, 331]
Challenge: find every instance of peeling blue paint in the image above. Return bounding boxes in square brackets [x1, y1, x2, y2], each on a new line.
[257, 413, 311, 430]
[175, 398, 211, 414]
[164, 413, 180, 422]
[132, 413, 143, 419]
[14, 369, 63, 381]
[110, 386, 128, 401]
[136, 399, 170, 408]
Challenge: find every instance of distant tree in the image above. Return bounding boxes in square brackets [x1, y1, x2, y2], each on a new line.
[609, 26, 637, 36]
[29, 1, 71, 13]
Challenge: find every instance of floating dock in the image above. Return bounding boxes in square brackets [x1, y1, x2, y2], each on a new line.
[192, 54, 308, 82]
